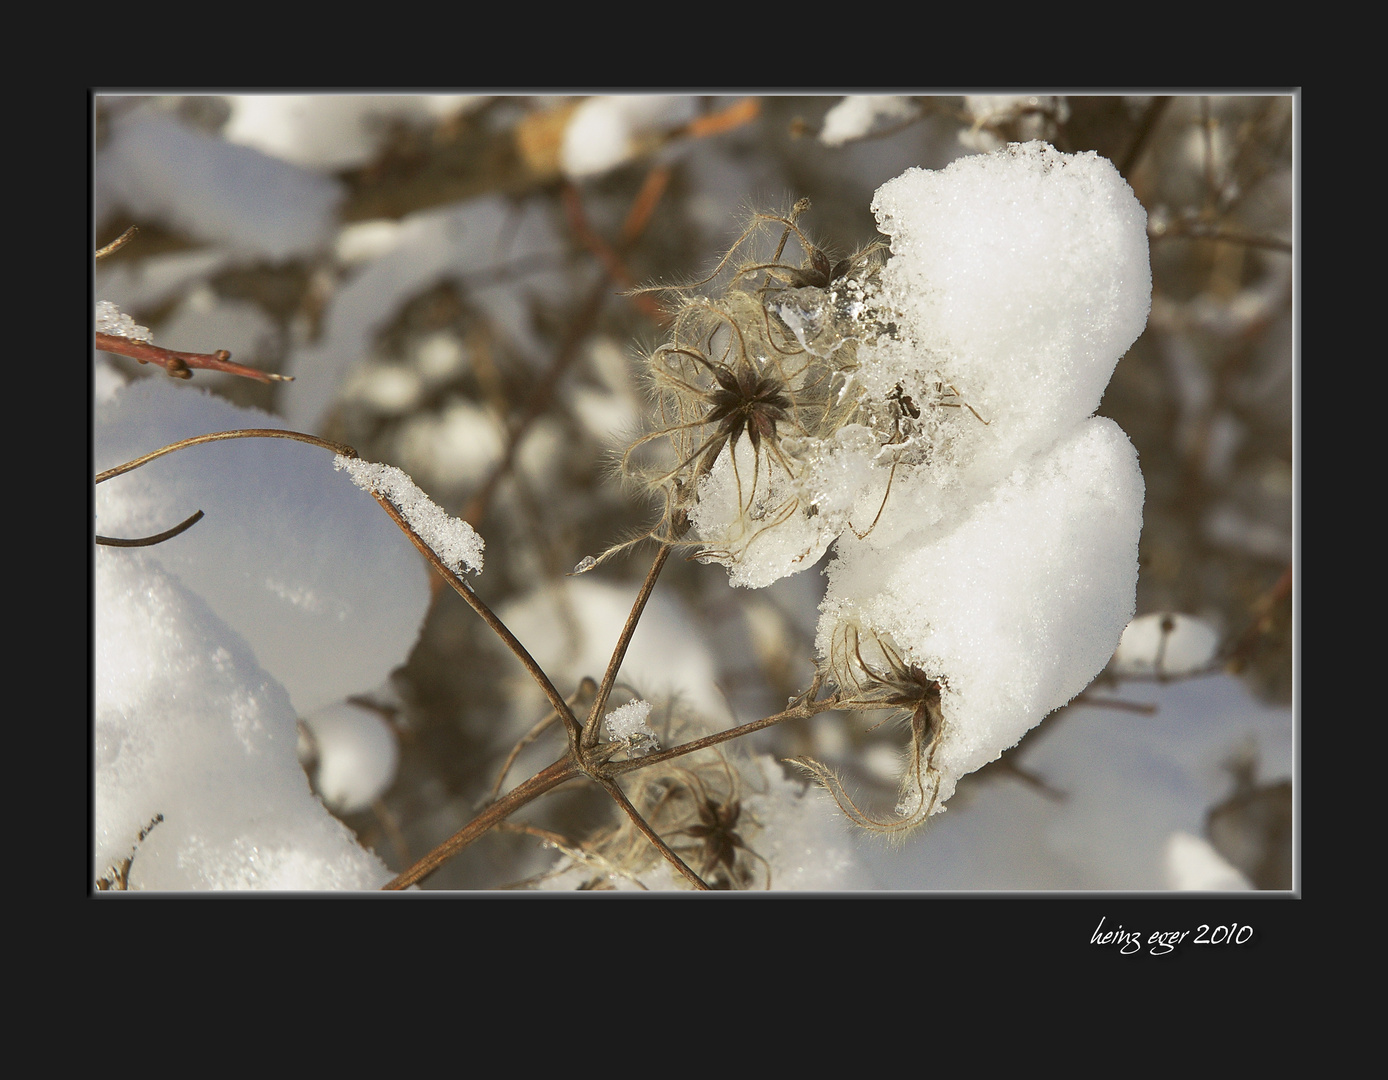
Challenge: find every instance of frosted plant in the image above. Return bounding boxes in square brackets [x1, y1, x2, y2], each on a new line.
[628, 142, 1152, 833]
[610, 201, 890, 583]
[806, 144, 1149, 831]
[603, 699, 661, 759]
[94, 127, 1174, 890]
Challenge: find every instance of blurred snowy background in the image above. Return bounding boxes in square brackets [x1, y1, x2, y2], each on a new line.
[93, 94, 1295, 891]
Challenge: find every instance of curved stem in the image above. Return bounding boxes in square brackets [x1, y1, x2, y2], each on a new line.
[367, 492, 581, 742]
[96, 509, 205, 547]
[381, 677, 839, 889]
[95, 429, 357, 485]
[582, 545, 671, 752]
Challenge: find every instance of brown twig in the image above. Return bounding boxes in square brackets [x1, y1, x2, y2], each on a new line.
[681, 98, 760, 140]
[95, 333, 294, 384]
[562, 176, 669, 324]
[366, 490, 583, 745]
[598, 777, 710, 890]
[383, 757, 582, 890]
[606, 677, 837, 777]
[581, 546, 672, 752]
[95, 226, 138, 260]
[382, 669, 838, 889]
[96, 509, 205, 548]
[95, 429, 357, 486]
[489, 678, 596, 802]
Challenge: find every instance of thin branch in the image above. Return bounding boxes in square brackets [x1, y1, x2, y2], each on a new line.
[460, 165, 673, 526]
[366, 491, 582, 743]
[385, 674, 837, 889]
[95, 333, 293, 384]
[96, 509, 204, 547]
[95, 428, 357, 485]
[598, 777, 710, 890]
[680, 97, 760, 140]
[95, 226, 138, 260]
[606, 680, 838, 777]
[489, 678, 596, 802]
[383, 757, 582, 890]
[582, 545, 671, 752]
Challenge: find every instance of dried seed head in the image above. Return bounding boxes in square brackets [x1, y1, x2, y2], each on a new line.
[796, 622, 950, 838]
[610, 202, 890, 579]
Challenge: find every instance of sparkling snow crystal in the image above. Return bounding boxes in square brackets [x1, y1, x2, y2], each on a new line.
[335, 456, 484, 575]
[95, 300, 153, 343]
[604, 699, 661, 758]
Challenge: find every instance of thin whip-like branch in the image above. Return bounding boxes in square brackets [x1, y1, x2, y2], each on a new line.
[383, 758, 582, 890]
[368, 492, 581, 742]
[598, 777, 710, 890]
[96, 509, 205, 547]
[95, 333, 293, 384]
[95, 429, 357, 485]
[582, 545, 671, 752]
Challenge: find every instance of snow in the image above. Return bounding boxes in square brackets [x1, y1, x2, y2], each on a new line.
[302, 701, 400, 815]
[96, 109, 342, 261]
[560, 96, 697, 179]
[95, 376, 432, 717]
[1164, 832, 1253, 890]
[676, 142, 1152, 827]
[603, 699, 660, 758]
[819, 96, 918, 146]
[95, 546, 392, 890]
[222, 94, 484, 171]
[93, 371, 434, 888]
[95, 300, 152, 342]
[857, 672, 1290, 890]
[335, 455, 485, 576]
[282, 195, 567, 431]
[1113, 613, 1221, 677]
[91, 101, 1284, 891]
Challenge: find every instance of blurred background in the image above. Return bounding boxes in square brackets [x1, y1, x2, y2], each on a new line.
[93, 93, 1295, 890]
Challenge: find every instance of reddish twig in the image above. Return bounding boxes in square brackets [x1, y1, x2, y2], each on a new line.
[96, 333, 293, 385]
[681, 98, 760, 140]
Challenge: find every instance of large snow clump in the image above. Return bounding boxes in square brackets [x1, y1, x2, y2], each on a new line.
[671, 142, 1150, 827]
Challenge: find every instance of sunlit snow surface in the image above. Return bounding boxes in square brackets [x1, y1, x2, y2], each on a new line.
[855, 673, 1291, 890]
[94, 370, 426, 889]
[688, 143, 1151, 824]
[95, 547, 391, 889]
[92, 101, 1290, 891]
[95, 376, 431, 716]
